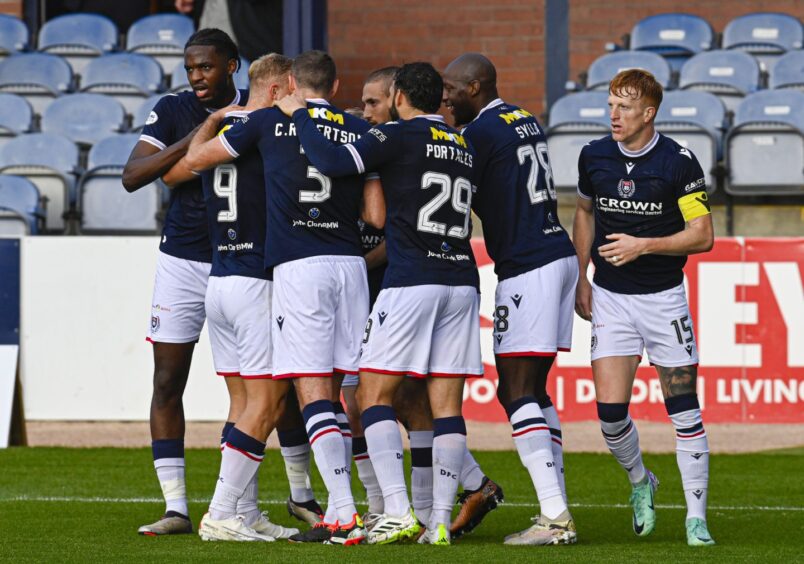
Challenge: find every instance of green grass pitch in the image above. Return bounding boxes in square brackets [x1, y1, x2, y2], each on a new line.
[0, 447, 802, 562]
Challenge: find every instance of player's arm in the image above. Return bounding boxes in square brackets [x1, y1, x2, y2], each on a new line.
[122, 129, 198, 192]
[573, 195, 595, 321]
[361, 176, 385, 229]
[161, 158, 197, 188]
[183, 108, 237, 172]
[364, 240, 387, 271]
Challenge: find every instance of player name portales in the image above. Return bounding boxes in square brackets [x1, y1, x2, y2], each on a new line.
[425, 144, 473, 166]
[597, 196, 662, 215]
[292, 219, 340, 229]
[274, 122, 359, 144]
[427, 250, 471, 261]
[217, 242, 254, 251]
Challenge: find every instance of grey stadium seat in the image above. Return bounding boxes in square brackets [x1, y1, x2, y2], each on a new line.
[169, 61, 190, 92]
[769, 50, 804, 91]
[126, 14, 194, 75]
[37, 13, 118, 76]
[41, 93, 126, 147]
[679, 50, 762, 113]
[0, 174, 42, 236]
[725, 90, 804, 196]
[586, 51, 672, 91]
[630, 13, 715, 72]
[79, 134, 160, 233]
[655, 91, 726, 192]
[0, 14, 28, 61]
[546, 91, 610, 191]
[131, 94, 164, 131]
[0, 52, 73, 116]
[81, 53, 163, 114]
[0, 93, 33, 150]
[0, 133, 78, 232]
[722, 12, 803, 72]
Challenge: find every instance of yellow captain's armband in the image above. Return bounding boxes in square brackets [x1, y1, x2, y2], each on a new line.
[217, 124, 233, 136]
[678, 191, 711, 222]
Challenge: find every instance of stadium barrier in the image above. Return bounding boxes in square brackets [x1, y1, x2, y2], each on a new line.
[8, 236, 804, 424]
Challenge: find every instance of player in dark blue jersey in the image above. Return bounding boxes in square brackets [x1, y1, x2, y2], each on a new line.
[276, 62, 483, 545]
[184, 50, 382, 546]
[122, 28, 248, 537]
[573, 70, 715, 547]
[443, 53, 577, 546]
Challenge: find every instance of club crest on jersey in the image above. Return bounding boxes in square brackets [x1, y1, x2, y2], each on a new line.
[617, 179, 636, 199]
[308, 208, 320, 219]
[227, 228, 237, 241]
[440, 241, 452, 252]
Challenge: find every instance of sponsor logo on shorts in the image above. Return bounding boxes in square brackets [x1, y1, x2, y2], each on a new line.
[511, 294, 523, 309]
[378, 311, 388, 326]
[685, 344, 694, 357]
[152, 304, 171, 312]
[495, 334, 503, 345]
[276, 316, 285, 330]
[617, 179, 636, 198]
[151, 315, 160, 333]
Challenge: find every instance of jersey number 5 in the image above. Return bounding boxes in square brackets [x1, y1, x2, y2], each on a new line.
[299, 166, 332, 203]
[213, 164, 238, 222]
[517, 142, 556, 204]
[417, 171, 472, 239]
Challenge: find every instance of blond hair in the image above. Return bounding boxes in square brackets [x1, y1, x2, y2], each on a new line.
[248, 53, 293, 84]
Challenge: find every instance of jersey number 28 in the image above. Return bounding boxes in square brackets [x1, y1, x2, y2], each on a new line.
[517, 142, 556, 204]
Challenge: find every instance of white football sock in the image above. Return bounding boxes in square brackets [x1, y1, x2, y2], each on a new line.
[237, 471, 261, 526]
[209, 428, 264, 521]
[353, 436, 384, 514]
[460, 448, 485, 492]
[431, 417, 466, 529]
[666, 394, 709, 521]
[409, 430, 434, 524]
[362, 406, 410, 518]
[154, 458, 188, 517]
[279, 443, 314, 503]
[540, 401, 567, 501]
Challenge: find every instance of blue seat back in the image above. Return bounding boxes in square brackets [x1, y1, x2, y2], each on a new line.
[170, 61, 189, 91]
[132, 94, 164, 131]
[0, 14, 28, 53]
[770, 50, 804, 90]
[0, 53, 73, 93]
[82, 53, 162, 93]
[733, 90, 804, 130]
[586, 51, 672, 90]
[631, 13, 714, 56]
[655, 91, 725, 135]
[679, 50, 761, 95]
[0, 93, 32, 133]
[126, 14, 194, 52]
[234, 57, 250, 90]
[38, 13, 118, 53]
[0, 174, 41, 232]
[723, 12, 803, 53]
[548, 92, 610, 129]
[42, 93, 125, 146]
[87, 134, 140, 168]
[0, 133, 78, 173]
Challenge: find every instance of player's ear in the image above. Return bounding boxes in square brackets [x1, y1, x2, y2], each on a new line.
[644, 105, 656, 124]
[227, 57, 237, 77]
[288, 74, 297, 93]
[467, 78, 481, 97]
[329, 78, 340, 99]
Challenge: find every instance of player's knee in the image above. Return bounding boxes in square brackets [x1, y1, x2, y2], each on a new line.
[152, 369, 185, 405]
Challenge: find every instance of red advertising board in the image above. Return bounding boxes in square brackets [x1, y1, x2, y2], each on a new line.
[464, 238, 804, 423]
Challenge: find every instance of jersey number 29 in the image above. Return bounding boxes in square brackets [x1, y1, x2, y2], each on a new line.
[417, 172, 472, 239]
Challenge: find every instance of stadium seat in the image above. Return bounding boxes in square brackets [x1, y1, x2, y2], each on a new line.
[79, 133, 160, 233]
[630, 13, 715, 72]
[0, 14, 28, 60]
[722, 12, 803, 72]
[41, 93, 125, 147]
[725, 90, 804, 196]
[0, 174, 42, 236]
[546, 91, 610, 191]
[0, 52, 73, 116]
[131, 94, 164, 131]
[234, 57, 250, 90]
[656, 91, 726, 192]
[586, 51, 673, 90]
[769, 50, 804, 91]
[679, 50, 761, 113]
[0, 93, 33, 150]
[81, 53, 163, 114]
[0, 133, 79, 232]
[169, 62, 190, 92]
[38, 13, 118, 76]
[126, 14, 194, 74]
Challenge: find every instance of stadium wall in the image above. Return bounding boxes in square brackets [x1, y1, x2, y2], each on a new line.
[13, 236, 804, 424]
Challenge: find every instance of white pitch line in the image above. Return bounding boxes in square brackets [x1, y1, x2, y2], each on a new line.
[2, 496, 802, 512]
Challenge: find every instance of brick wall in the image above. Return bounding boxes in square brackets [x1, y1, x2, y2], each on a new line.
[0, 1, 22, 17]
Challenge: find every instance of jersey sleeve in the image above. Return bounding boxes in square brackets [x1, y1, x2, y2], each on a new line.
[462, 124, 491, 185]
[673, 148, 710, 222]
[219, 112, 264, 158]
[139, 95, 175, 150]
[576, 144, 594, 199]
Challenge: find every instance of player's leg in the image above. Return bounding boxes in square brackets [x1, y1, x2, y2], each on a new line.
[344, 378, 384, 521]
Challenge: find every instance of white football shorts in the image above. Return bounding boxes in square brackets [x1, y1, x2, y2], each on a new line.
[360, 284, 483, 378]
[205, 275, 273, 378]
[591, 281, 699, 367]
[272, 255, 369, 379]
[147, 251, 210, 344]
[493, 256, 579, 356]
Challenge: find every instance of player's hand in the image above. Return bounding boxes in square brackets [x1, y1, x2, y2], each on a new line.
[597, 233, 646, 267]
[275, 90, 307, 117]
[210, 105, 243, 123]
[575, 277, 593, 321]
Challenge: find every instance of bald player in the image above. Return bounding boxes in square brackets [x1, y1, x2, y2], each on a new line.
[443, 53, 578, 545]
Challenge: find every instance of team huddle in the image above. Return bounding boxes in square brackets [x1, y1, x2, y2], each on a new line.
[123, 27, 715, 547]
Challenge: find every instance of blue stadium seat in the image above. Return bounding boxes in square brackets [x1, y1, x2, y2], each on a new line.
[234, 57, 250, 90]
[41, 93, 125, 147]
[79, 133, 160, 233]
[169, 61, 190, 92]
[38, 13, 118, 76]
[126, 14, 194, 74]
[0, 52, 73, 116]
[0, 14, 28, 59]
[546, 91, 610, 191]
[131, 94, 164, 131]
[0, 174, 42, 235]
[586, 51, 672, 90]
[0, 133, 79, 232]
[679, 50, 761, 113]
[0, 92, 33, 135]
[726, 90, 804, 195]
[656, 91, 726, 191]
[723, 12, 803, 72]
[630, 13, 715, 72]
[769, 50, 804, 91]
[81, 53, 163, 114]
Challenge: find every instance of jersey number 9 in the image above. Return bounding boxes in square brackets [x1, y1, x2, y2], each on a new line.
[213, 164, 238, 222]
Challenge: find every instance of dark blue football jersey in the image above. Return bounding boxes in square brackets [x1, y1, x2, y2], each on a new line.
[221, 100, 367, 268]
[140, 89, 247, 263]
[578, 132, 710, 294]
[359, 220, 386, 306]
[464, 99, 576, 281]
[290, 111, 479, 290]
[200, 110, 270, 280]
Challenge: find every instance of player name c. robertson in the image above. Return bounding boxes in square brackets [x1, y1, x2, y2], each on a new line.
[274, 122, 359, 144]
[292, 219, 340, 229]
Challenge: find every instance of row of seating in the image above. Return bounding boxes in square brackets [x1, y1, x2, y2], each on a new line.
[547, 89, 804, 197]
[0, 133, 161, 235]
